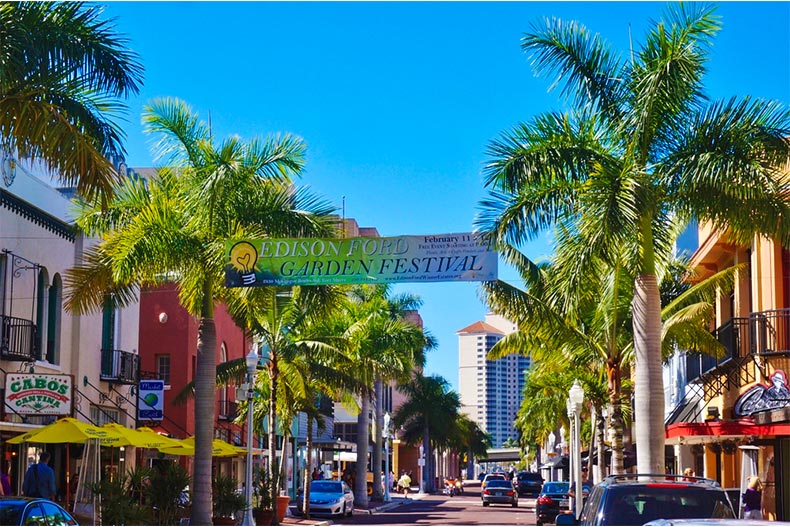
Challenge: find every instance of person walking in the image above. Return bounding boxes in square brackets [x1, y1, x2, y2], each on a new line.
[397, 471, 412, 498]
[743, 476, 763, 519]
[22, 452, 56, 500]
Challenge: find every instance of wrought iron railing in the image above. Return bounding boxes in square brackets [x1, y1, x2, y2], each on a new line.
[0, 314, 37, 361]
[100, 348, 139, 384]
[686, 318, 748, 381]
[749, 308, 790, 356]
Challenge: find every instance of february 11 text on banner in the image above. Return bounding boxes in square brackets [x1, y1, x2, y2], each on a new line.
[225, 232, 497, 287]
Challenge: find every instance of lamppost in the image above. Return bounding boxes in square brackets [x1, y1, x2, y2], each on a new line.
[547, 430, 556, 481]
[569, 380, 584, 519]
[566, 398, 574, 488]
[418, 444, 425, 494]
[383, 412, 391, 502]
[241, 345, 259, 526]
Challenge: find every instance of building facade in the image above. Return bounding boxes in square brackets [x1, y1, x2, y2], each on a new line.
[458, 313, 529, 448]
[0, 157, 139, 496]
[664, 218, 790, 521]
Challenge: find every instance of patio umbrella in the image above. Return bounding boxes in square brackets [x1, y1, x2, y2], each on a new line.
[101, 423, 183, 449]
[7, 417, 126, 514]
[158, 436, 246, 457]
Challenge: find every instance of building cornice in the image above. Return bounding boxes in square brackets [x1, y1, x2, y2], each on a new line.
[0, 188, 75, 242]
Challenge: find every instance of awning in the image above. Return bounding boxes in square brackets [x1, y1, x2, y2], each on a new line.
[666, 419, 790, 445]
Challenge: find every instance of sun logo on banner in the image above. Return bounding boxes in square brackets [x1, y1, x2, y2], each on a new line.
[229, 241, 259, 285]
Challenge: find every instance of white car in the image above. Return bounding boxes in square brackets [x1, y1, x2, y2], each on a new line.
[296, 480, 354, 517]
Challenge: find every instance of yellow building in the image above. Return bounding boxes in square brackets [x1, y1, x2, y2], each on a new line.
[665, 220, 790, 520]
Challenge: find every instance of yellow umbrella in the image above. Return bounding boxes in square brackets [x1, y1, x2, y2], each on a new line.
[7, 417, 125, 444]
[99, 423, 183, 449]
[158, 436, 246, 457]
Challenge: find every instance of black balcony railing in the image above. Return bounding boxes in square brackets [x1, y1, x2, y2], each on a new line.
[686, 318, 748, 381]
[100, 348, 139, 384]
[0, 314, 37, 361]
[217, 400, 238, 421]
[749, 308, 790, 356]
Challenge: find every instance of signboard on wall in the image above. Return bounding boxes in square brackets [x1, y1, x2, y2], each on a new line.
[4, 373, 73, 415]
[138, 380, 165, 421]
[225, 233, 497, 287]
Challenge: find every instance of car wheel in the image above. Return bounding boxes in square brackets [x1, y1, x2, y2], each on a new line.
[536, 520, 543, 526]
[512, 501, 518, 508]
[347, 504, 353, 517]
[482, 501, 489, 507]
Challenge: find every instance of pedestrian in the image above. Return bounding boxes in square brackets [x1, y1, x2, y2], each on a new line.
[311, 467, 320, 480]
[682, 467, 695, 481]
[743, 475, 764, 519]
[398, 471, 412, 498]
[22, 452, 56, 500]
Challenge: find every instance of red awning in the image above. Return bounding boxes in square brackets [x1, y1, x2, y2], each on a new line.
[666, 419, 790, 439]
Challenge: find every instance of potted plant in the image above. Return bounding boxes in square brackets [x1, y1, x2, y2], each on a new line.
[212, 474, 247, 526]
[252, 467, 273, 526]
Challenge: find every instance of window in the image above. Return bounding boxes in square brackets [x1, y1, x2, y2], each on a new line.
[46, 274, 62, 364]
[156, 355, 171, 385]
[90, 406, 119, 426]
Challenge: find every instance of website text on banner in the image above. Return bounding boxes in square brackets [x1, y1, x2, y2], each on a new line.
[225, 233, 497, 287]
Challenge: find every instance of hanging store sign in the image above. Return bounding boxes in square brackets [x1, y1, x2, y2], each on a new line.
[4, 373, 73, 415]
[225, 232, 497, 287]
[733, 369, 790, 417]
[138, 380, 165, 421]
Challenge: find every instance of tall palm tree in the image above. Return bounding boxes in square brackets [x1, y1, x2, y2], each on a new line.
[64, 98, 334, 525]
[478, 3, 790, 472]
[0, 1, 143, 203]
[394, 373, 461, 493]
[451, 415, 491, 481]
[339, 284, 430, 507]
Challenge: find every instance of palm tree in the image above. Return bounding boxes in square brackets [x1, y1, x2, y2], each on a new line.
[393, 373, 461, 493]
[451, 415, 491, 481]
[64, 98, 334, 525]
[0, 1, 144, 203]
[339, 284, 431, 507]
[478, 3, 790, 472]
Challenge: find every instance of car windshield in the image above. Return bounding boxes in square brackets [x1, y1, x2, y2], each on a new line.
[486, 480, 513, 488]
[311, 481, 341, 493]
[542, 482, 570, 494]
[519, 473, 541, 481]
[0, 501, 25, 525]
[600, 485, 735, 526]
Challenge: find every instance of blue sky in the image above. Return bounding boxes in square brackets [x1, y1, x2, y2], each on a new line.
[101, 1, 790, 391]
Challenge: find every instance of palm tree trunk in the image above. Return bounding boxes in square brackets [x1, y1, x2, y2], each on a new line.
[595, 406, 606, 482]
[190, 304, 216, 526]
[423, 426, 432, 493]
[633, 273, 665, 474]
[607, 356, 625, 475]
[355, 393, 370, 508]
[304, 416, 313, 519]
[269, 356, 280, 525]
[371, 377, 383, 501]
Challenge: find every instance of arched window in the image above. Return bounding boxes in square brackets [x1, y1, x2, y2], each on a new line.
[35, 268, 48, 360]
[45, 274, 62, 364]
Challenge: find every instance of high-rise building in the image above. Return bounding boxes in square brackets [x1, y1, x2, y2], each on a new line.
[457, 313, 529, 448]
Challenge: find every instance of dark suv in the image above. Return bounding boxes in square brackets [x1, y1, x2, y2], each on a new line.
[556, 474, 736, 526]
[516, 471, 544, 497]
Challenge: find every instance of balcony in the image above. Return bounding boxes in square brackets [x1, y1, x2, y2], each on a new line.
[217, 400, 238, 422]
[100, 348, 139, 384]
[686, 318, 748, 381]
[749, 308, 790, 356]
[0, 314, 37, 362]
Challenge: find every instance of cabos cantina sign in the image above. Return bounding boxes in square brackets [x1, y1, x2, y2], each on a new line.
[4, 373, 73, 415]
[225, 233, 498, 287]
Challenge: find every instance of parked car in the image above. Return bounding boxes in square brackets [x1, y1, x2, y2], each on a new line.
[516, 471, 544, 497]
[0, 497, 78, 526]
[481, 479, 519, 508]
[555, 474, 736, 526]
[537, 481, 591, 525]
[644, 520, 775, 526]
[481, 472, 508, 491]
[295, 480, 354, 518]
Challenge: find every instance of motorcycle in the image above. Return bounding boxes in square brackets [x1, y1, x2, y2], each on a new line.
[454, 479, 463, 495]
[443, 478, 457, 497]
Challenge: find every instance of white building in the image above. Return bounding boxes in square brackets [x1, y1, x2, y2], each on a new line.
[458, 313, 529, 448]
[0, 154, 140, 492]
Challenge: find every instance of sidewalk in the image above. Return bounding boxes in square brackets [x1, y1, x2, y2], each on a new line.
[282, 492, 428, 525]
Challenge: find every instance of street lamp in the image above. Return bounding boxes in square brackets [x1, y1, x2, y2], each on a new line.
[566, 398, 574, 490]
[241, 344, 259, 526]
[547, 430, 556, 481]
[383, 412, 391, 502]
[418, 444, 425, 494]
[569, 380, 584, 519]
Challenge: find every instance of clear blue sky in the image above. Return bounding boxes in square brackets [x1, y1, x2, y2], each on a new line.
[101, 1, 790, 391]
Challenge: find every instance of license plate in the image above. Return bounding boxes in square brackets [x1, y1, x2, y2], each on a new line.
[560, 499, 569, 508]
